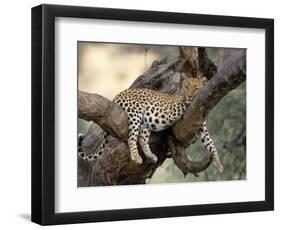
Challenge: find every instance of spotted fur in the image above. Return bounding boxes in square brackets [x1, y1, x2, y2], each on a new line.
[79, 78, 223, 172]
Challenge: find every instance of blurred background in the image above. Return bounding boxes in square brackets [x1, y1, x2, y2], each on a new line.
[78, 42, 246, 183]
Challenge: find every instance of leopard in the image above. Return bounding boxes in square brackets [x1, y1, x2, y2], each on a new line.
[79, 77, 223, 173]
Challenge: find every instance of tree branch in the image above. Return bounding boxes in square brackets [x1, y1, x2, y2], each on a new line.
[79, 91, 128, 140]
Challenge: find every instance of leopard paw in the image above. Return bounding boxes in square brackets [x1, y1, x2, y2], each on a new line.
[131, 153, 143, 164]
[149, 155, 158, 163]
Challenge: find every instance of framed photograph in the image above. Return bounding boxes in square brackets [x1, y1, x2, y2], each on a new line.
[31, 4, 274, 225]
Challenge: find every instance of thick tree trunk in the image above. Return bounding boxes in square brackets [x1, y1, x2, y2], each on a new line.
[78, 47, 246, 186]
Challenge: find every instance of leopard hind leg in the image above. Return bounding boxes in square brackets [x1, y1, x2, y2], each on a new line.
[139, 128, 158, 163]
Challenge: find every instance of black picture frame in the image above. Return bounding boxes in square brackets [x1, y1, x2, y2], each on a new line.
[31, 4, 274, 225]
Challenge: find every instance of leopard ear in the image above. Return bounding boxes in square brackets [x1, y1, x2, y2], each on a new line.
[181, 77, 189, 87]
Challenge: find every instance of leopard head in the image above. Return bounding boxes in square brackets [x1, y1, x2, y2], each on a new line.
[181, 77, 207, 98]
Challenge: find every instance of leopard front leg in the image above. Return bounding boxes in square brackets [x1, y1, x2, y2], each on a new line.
[197, 121, 223, 173]
[128, 115, 143, 164]
[139, 128, 158, 163]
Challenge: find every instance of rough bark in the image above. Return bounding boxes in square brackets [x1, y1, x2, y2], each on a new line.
[78, 47, 246, 186]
